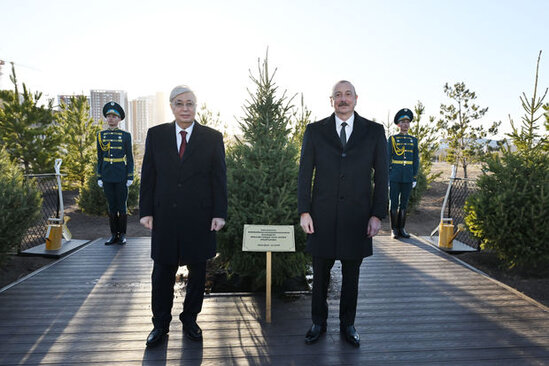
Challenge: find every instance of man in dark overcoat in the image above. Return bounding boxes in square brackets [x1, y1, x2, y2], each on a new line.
[139, 85, 227, 347]
[298, 80, 388, 347]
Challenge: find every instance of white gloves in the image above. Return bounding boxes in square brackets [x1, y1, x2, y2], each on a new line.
[412, 181, 417, 188]
[98, 179, 132, 187]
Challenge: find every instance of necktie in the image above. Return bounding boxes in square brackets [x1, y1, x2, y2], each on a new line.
[340, 122, 347, 148]
[179, 130, 187, 159]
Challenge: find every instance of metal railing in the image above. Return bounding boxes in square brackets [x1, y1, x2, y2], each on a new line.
[445, 178, 479, 249]
[430, 165, 480, 250]
[20, 160, 65, 252]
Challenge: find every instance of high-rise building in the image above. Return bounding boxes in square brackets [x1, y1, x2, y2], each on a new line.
[90, 89, 128, 130]
[153, 91, 168, 126]
[57, 94, 88, 109]
[129, 96, 153, 145]
[127, 92, 170, 145]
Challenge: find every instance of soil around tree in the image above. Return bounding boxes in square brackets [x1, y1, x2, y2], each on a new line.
[1, 163, 547, 308]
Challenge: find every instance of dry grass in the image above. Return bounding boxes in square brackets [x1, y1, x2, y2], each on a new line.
[430, 161, 484, 181]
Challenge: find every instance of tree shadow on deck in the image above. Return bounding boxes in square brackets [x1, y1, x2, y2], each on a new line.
[0, 236, 547, 365]
[0, 238, 152, 365]
[351, 236, 549, 363]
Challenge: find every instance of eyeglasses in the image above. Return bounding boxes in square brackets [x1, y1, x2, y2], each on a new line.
[173, 101, 195, 109]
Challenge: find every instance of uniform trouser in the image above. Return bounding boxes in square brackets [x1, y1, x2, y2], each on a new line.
[311, 256, 363, 327]
[151, 261, 206, 330]
[102, 181, 128, 215]
[389, 181, 413, 211]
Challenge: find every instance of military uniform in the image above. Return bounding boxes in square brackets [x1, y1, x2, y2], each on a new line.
[97, 102, 134, 245]
[388, 108, 419, 238]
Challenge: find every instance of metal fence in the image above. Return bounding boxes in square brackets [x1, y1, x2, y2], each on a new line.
[444, 177, 480, 249]
[20, 174, 62, 252]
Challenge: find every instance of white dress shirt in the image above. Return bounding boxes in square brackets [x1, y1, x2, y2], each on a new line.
[335, 114, 355, 143]
[175, 121, 195, 151]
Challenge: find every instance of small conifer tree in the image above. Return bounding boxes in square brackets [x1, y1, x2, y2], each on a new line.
[465, 51, 549, 270]
[507, 51, 548, 153]
[0, 149, 42, 262]
[408, 101, 442, 209]
[77, 169, 140, 216]
[0, 64, 60, 173]
[217, 54, 308, 290]
[437, 82, 500, 178]
[56, 96, 100, 188]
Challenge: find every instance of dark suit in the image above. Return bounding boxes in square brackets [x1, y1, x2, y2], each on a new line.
[298, 112, 388, 326]
[139, 121, 227, 329]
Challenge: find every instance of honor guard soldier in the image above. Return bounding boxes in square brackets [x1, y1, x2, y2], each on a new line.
[388, 108, 419, 239]
[97, 101, 134, 245]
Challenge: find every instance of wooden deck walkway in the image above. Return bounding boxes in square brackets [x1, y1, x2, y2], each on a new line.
[0, 236, 548, 365]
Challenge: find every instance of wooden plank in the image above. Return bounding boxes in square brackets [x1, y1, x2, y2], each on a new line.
[1, 345, 548, 365]
[0, 236, 547, 365]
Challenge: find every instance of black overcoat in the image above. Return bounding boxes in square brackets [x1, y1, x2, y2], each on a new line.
[139, 121, 227, 265]
[297, 112, 388, 260]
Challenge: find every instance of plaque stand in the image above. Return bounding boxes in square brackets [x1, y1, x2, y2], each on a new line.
[266, 251, 272, 323]
[241, 224, 296, 324]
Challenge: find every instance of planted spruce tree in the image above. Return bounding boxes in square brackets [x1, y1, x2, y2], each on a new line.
[55, 96, 100, 189]
[465, 51, 549, 271]
[0, 149, 41, 263]
[217, 56, 308, 291]
[408, 101, 441, 210]
[77, 169, 140, 216]
[0, 64, 60, 174]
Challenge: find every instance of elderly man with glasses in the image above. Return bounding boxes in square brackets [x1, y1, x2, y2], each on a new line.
[139, 85, 227, 347]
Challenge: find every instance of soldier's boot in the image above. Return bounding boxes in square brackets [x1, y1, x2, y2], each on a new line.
[398, 209, 411, 239]
[118, 213, 127, 245]
[105, 214, 119, 245]
[390, 210, 400, 239]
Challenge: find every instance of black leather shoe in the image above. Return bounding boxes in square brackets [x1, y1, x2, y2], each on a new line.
[340, 325, 360, 347]
[104, 234, 118, 245]
[304, 323, 327, 344]
[118, 233, 127, 245]
[399, 228, 411, 239]
[183, 320, 203, 341]
[146, 328, 168, 347]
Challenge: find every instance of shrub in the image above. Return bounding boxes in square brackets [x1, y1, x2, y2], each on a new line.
[465, 151, 549, 270]
[408, 166, 428, 211]
[77, 170, 140, 216]
[407, 101, 442, 211]
[0, 149, 42, 264]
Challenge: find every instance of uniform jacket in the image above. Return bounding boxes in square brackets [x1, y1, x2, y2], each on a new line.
[387, 134, 419, 183]
[97, 128, 134, 183]
[139, 121, 227, 265]
[298, 112, 388, 260]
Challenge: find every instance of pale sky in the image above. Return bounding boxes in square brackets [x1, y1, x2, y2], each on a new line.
[1, 0, 548, 138]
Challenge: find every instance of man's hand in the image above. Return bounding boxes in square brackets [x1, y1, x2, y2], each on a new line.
[300, 213, 314, 234]
[140, 216, 153, 230]
[367, 216, 381, 238]
[412, 181, 417, 188]
[211, 218, 226, 231]
[126, 180, 133, 187]
[97, 179, 103, 188]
